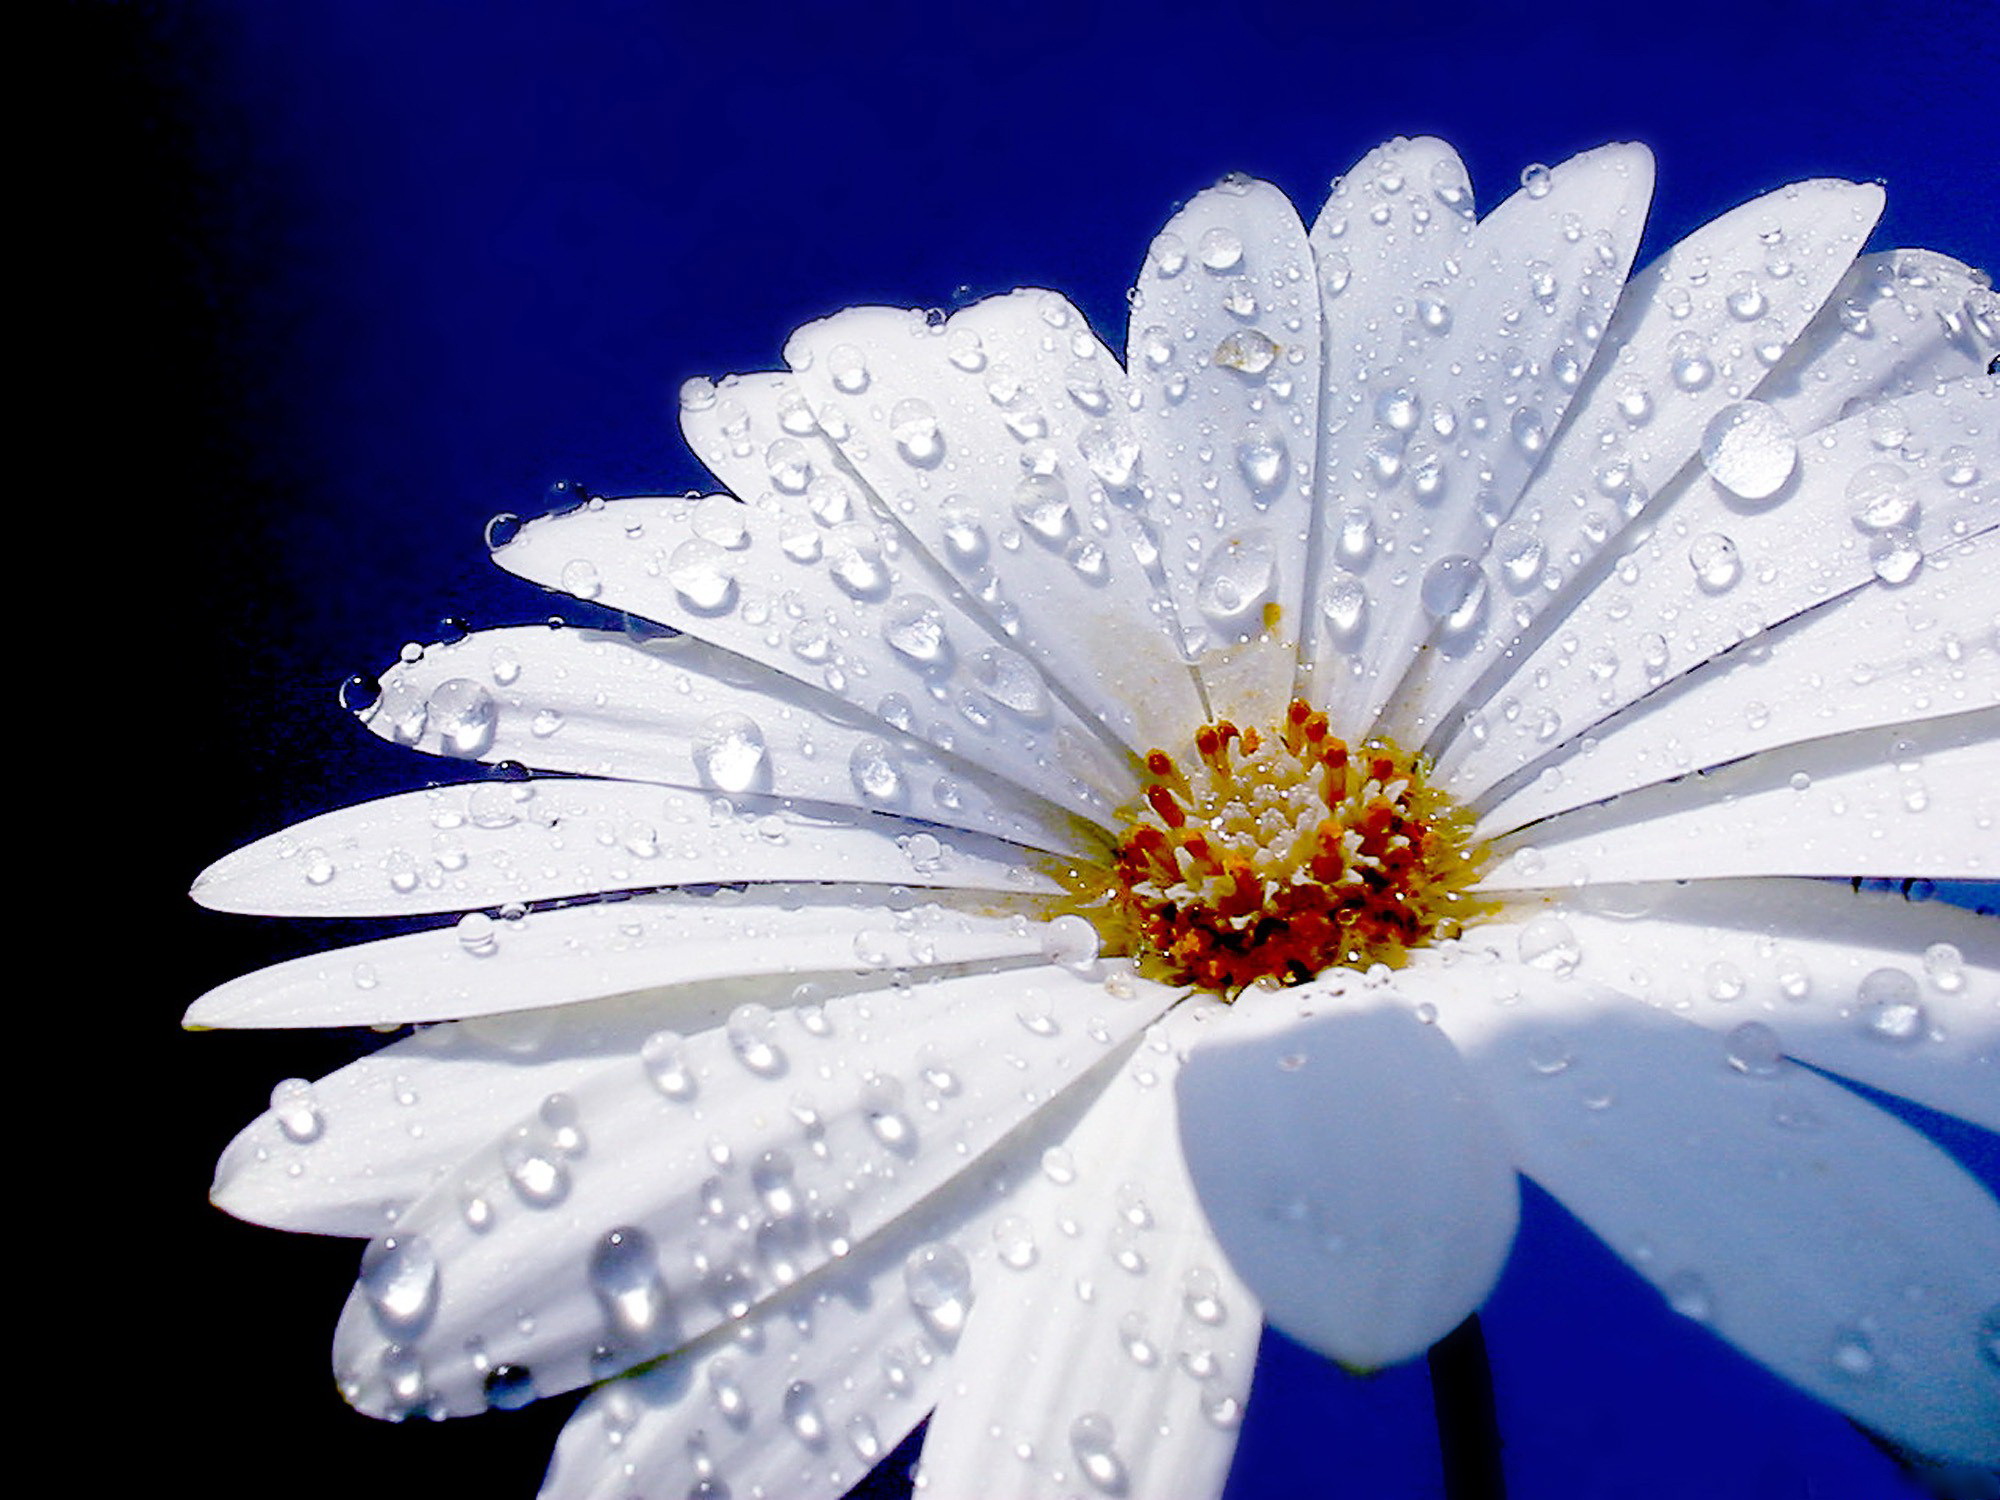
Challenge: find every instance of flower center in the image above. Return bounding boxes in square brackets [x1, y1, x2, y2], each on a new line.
[1074, 699, 1489, 994]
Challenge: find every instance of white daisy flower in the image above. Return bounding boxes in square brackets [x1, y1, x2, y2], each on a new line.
[193, 136, 2000, 1496]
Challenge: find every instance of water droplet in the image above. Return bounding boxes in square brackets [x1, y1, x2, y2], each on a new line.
[826, 343, 869, 393]
[640, 1029, 697, 1100]
[270, 1078, 323, 1143]
[1724, 1021, 1785, 1077]
[1040, 914, 1100, 969]
[1214, 329, 1279, 375]
[427, 679, 497, 757]
[1012, 475, 1074, 541]
[1182, 1265, 1226, 1323]
[904, 1241, 972, 1336]
[1318, 575, 1367, 649]
[1235, 428, 1288, 495]
[891, 397, 942, 465]
[1867, 527, 1923, 585]
[483, 1364, 536, 1410]
[1700, 402, 1797, 501]
[1520, 162, 1553, 199]
[826, 523, 890, 599]
[693, 713, 768, 794]
[1197, 226, 1243, 272]
[359, 1233, 438, 1334]
[982, 1214, 1037, 1271]
[1663, 1269, 1713, 1322]
[1069, 1413, 1128, 1493]
[1688, 533, 1742, 594]
[667, 539, 737, 615]
[1197, 531, 1276, 629]
[1828, 1326, 1877, 1379]
[502, 1129, 569, 1207]
[882, 594, 952, 670]
[1420, 555, 1489, 645]
[969, 646, 1050, 717]
[850, 737, 906, 804]
[1517, 916, 1580, 975]
[726, 1002, 786, 1075]
[939, 502, 989, 566]
[1857, 968, 1926, 1042]
[590, 1227, 667, 1339]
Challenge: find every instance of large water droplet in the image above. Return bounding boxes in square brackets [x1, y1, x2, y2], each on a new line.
[1319, 574, 1367, 648]
[693, 713, 768, 794]
[724, 1002, 785, 1076]
[882, 594, 952, 670]
[850, 737, 907, 804]
[1197, 531, 1276, 629]
[360, 1233, 439, 1334]
[1197, 226, 1243, 272]
[589, 1227, 668, 1340]
[667, 539, 738, 615]
[969, 646, 1050, 717]
[427, 679, 497, 757]
[1700, 401, 1797, 501]
[1857, 968, 1926, 1042]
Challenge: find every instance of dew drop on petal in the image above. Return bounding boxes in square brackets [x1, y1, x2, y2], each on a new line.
[270, 1078, 323, 1143]
[1723, 1021, 1785, 1077]
[1197, 531, 1277, 629]
[1699, 401, 1797, 501]
[359, 1233, 439, 1334]
[693, 712, 768, 794]
[589, 1227, 668, 1339]
[427, 678, 498, 757]
[1069, 1413, 1128, 1493]
[667, 539, 738, 614]
[1846, 463, 1916, 531]
[1868, 527, 1923, 585]
[1688, 533, 1741, 594]
[1197, 226, 1243, 272]
[1857, 968, 1926, 1042]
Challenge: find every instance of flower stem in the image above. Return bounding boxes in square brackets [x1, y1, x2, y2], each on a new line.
[1428, 1314, 1507, 1500]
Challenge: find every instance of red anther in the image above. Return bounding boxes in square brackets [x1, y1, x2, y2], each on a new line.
[1194, 725, 1221, 759]
[1144, 749, 1176, 778]
[1145, 784, 1186, 828]
[1371, 755, 1395, 782]
[1287, 699, 1312, 724]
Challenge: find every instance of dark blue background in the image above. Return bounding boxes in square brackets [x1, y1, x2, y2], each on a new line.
[71, 1, 1996, 1495]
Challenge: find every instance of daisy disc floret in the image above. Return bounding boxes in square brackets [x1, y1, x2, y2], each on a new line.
[1092, 700, 1487, 990]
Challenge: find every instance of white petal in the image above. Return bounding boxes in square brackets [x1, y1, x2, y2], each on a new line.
[920, 998, 1260, 1500]
[1418, 964, 2000, 1465]
[494, 492, 1133, 825]
[358, 623, 1079, 852]
[1393, 177, 1885, 741]
[188, 888, 1053, 1029]
[777, 300, 1205, 751]
[1462, 879, 2000, 1131]
[191, 779, 1055, 917]
[1125, 174, 1321, 726]
[1441, 375, 1999, 803]
[1481, 528, 2000, 833]
[1761, 250, 2000, 434]
[211, 966, 942, 1236]
[1318, 143, 1657, 733]
[540, 1054, 1114, 1500]
[1299, 138, 1480, 690]
[1483, 707, 1998, 887]
[1175, 980, 1519, 1370]
[330, 964, 1178, 1417]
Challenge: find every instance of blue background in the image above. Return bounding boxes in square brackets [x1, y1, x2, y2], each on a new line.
[71, 1, 1996, 1496]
